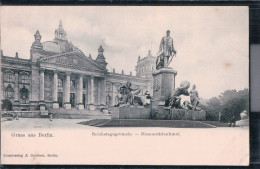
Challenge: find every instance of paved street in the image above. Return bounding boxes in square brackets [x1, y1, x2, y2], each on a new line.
[1, 118, 94, 130]
[1, 117, 246, 130]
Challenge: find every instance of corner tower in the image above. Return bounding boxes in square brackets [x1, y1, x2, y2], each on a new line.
[96, 45, 107, 68]
[135, 50, 156, 78]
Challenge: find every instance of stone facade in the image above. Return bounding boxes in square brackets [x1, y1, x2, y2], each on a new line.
[1, 21, 153, 112]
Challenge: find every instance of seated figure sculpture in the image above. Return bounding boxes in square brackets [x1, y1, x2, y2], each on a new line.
[114, 81, 143, 107]
[182, 100, 193, 110]
[166, 81, 190, 109]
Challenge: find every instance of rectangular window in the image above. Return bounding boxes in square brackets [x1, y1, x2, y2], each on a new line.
[4, 73, 14, 82]
[21, 75, 29, 83]
[83, 80, 87, 89]
[4, 91, 13, 98]
[58, 79, 63, 87]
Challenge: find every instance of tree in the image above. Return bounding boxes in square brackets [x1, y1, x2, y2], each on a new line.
[201, 88, 249, 122]
[205, 97, 221, 121]
[220, 89, 249, 122]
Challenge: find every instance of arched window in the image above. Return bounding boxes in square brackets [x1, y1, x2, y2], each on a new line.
[20, 86, 29, 104]
[20, 71, 30, 84]
[70, 80, 76, 88]
[2, 99, 13, 111]
[4, 70, 14, 82]
[58, 78, 63, 87]
[4, 84, 14, 99]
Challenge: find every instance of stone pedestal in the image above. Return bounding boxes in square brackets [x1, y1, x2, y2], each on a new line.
[52, 102, 59, 109]
[102, 109, 109, 114]
[236, 119, 249, 127]
[111, 107, 151, 119]
[64, 103, 71, 109]
[89, 104, 96, 110]
[39, 101, 46, 111]
[13, 101, 20, 111]
[77, 103, 84, 110]
[151, 67, 177, 118]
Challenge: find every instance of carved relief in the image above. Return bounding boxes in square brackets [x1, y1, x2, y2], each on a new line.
[41, 54, 103, 72]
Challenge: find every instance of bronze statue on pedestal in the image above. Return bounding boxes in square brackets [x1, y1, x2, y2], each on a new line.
[156, 30, 177, 70]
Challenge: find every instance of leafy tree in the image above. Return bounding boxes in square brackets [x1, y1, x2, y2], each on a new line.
[201, 88, 249, 122]
[220, 89, 249, 122]
[205, 97, 221, 121]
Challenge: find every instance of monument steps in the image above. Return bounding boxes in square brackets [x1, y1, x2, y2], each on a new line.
[78, 119, 217, 128]
[78, 119, 112, 126]
[48, 108, 111, 119]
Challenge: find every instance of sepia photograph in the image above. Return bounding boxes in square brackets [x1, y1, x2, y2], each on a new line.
[1, 6, 249, 165]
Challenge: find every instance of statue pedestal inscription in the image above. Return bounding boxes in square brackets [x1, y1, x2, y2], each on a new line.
[152, 67, 177, 117]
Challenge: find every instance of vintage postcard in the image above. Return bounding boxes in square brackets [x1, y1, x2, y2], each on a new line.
[1, 6, 249, 165]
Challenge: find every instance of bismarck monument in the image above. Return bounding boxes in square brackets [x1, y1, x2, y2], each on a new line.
[151, 30, 205, 120]
[111, 30, 206, 121]
[152, 30, 177, 115]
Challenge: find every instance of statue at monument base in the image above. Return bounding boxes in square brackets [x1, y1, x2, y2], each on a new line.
[166, 81, 190, 109]
[236, 110, 249, 127]
[114, 81, 144, 107]
[190, 84, 200, 111]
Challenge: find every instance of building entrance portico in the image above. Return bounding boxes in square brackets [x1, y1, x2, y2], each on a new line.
[38, 66, 108, 111]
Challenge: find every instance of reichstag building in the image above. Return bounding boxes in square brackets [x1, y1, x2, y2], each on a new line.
[1, 21, 155, 111]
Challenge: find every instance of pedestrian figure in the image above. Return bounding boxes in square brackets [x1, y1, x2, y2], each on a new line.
[49, 113, 53, 121]
[15, 113, 19, 120]
[229, 115, 236, 127]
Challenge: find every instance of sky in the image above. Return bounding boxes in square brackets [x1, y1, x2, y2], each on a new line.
[1, 6, 249, 99]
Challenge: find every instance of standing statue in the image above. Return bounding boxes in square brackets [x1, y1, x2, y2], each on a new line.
[156, 30, 177, 70]
[190, 84, 200, 111]
[166, 81, 190, 109]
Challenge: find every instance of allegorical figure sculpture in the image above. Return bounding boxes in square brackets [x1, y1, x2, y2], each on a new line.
[190, 84, 200, 111]
[240, 110, 248, 120]
[166, 81, 190, 109]
[156, 30, 177, 70]
[114, 81, 143, 107]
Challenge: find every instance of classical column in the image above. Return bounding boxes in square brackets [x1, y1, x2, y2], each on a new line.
[13, 70, 20, 111]
[97, 79, 101, 105]
[89, 76, 95, 110]
[87, 78, 91, 105]
[39, 68, 45, 101]
[52, 70, 59, 108]
[111, 83, 115, 106]
[14, 71, 19, 102]
[39, 68, 46, 110]
[77, 74, 84, 109]
[101, 78, 106, 105]
[90, 76, 95, 104]
[64, 72, 71, 109]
